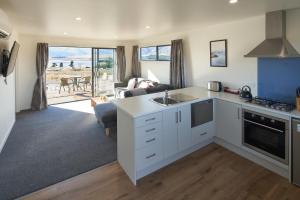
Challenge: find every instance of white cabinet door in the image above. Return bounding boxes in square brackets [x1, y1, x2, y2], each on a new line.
[216, 99, 242, 147]
[162, 107, 179, 158]
[178, 104, 192, 151]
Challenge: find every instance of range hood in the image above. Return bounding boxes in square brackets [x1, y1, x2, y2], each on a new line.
[245, 10, 300, 58]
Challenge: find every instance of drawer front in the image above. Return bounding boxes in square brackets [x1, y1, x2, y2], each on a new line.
[191, 122, 214, 146]
[136, 142, 163, 170]
[135, 112, 162, 127]
[136, 123, 162, 150]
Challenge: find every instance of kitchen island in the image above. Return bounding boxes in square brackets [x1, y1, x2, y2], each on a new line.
[114, 87, 294, 185]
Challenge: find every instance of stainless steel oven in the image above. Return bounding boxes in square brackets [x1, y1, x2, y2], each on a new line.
[242, 109, 289, 164]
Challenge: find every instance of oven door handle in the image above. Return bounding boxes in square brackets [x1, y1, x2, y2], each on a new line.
[243, 119, 284, 133]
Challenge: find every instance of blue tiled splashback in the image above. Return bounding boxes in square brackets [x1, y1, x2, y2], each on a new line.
[258, 58, 300, 105]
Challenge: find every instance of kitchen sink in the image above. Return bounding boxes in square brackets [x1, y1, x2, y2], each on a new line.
[151, 97, 180, 106]
[169, 93, 198, 102]
[151, 93, 197, 106]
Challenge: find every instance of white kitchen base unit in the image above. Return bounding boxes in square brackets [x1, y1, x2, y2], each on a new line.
[136, 138, 213, 181]
[114, 87, 294, 185]
[117, 105, 215, 185]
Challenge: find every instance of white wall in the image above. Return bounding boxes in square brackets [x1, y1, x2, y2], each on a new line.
[287, 8, 300, 52]
[139, 16, 264, 95]
[138, 8, 300, 96]
[0, 30, 18, 152]
[16, 34, 137, 111]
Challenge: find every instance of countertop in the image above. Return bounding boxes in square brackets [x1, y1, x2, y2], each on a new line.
[113, 86, 300, 119]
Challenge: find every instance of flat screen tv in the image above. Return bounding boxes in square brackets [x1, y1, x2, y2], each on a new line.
[2, 41, 20, 80]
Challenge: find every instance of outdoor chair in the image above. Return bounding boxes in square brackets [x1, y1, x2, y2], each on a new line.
[78, 76, 91, 91]
[59, 78, 74, 94]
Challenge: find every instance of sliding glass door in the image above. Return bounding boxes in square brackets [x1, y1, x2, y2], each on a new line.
[46, 46, 116, 104]
[92, 48, 116, 97]
[46, 46, 92, 105]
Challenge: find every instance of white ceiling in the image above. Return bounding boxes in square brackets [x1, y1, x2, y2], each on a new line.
[1, 0, 300, 40]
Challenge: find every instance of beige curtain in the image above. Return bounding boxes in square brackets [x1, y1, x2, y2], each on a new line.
[31, 43, 49, 111]
[131, 45, 141, 77]
[116, 46, 126, 82]
[170, 39, 185, 89]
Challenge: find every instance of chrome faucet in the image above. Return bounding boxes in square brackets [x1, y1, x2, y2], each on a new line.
[164, 90, 168, 103]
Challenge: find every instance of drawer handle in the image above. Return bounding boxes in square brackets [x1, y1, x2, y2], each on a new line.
[145, 117, 156, 122]
[146, 153, 156, 159]
[179, 111, 182, 122]
[146, 138, 156, 143]
[146, 128, 156, 133]
[200, 132, 208, 136]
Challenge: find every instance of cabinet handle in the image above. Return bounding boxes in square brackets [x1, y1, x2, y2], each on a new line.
[200, 132, 208, 136]
[237, 108, 240, 120]
[176, 112, 178, 123]
[179, 111, 182, 122]
[146, 128, 156, 133]
[146, 138, 156, 143]
[146, 153, 156, 159]
[145, 117, 155, 122]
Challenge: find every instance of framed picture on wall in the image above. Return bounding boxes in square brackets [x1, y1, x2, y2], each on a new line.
[210, 39, 227, 67]
[140, 46, 157, 61]
[157, 45, 171, 61]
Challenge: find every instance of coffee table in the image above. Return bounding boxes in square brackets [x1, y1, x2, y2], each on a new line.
[91, 96, 109, 107]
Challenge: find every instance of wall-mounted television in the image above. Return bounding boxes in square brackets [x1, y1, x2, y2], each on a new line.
[1, 41, 20, 83]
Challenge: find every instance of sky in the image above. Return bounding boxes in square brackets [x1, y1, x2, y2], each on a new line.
[49, 47, 114, 58]
[48, 47, 115, 68]
[49, 47, 91, 58]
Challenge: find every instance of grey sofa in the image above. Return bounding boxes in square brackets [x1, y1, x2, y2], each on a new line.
[115, 77, 173, 98]
[95, 78, 173, 136]
[122, 83, 173, 97]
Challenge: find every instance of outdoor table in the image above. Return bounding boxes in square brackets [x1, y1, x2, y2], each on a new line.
[62, 75, 82, 91]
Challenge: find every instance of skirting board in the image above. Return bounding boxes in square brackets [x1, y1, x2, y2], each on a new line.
[214, 137, 289, 179]
[0, 119, 15, 154]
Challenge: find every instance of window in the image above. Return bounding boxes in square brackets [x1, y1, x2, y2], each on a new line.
[140, 45, 171, 61]
[140, 46, 157, 61]
[157, 45, 171, 61]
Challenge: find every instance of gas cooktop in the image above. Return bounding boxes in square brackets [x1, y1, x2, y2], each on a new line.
[246, 97, 295, 112]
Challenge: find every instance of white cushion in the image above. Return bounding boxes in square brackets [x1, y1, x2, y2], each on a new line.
[127, 78, 136, 90]
[137, 78, 145, 83]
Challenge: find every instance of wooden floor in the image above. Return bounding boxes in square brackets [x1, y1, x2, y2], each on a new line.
[21, 144, 300, 200]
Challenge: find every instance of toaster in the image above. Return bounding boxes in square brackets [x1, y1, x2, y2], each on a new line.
[207, 81, 222, 92]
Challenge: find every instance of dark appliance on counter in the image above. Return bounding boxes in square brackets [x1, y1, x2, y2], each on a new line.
[246, 97, 294, 112]
[207, 81, 222, 92]
[240, 85, 253, 100]
[242, 109, 289, 164]
[292, 118, 300, 186]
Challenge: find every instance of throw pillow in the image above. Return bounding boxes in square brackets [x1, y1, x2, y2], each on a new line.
[127, 78, 136, 90]
[137, 80, 157, 89]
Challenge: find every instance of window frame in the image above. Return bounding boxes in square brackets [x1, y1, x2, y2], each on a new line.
[140, 46, 158, 61]
[157, 44, 171, 61]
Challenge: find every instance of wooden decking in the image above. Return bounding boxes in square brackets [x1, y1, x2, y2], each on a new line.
[21, 144, 300, 200]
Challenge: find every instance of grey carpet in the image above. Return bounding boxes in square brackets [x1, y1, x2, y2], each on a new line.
[0, 105, 117, 200]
